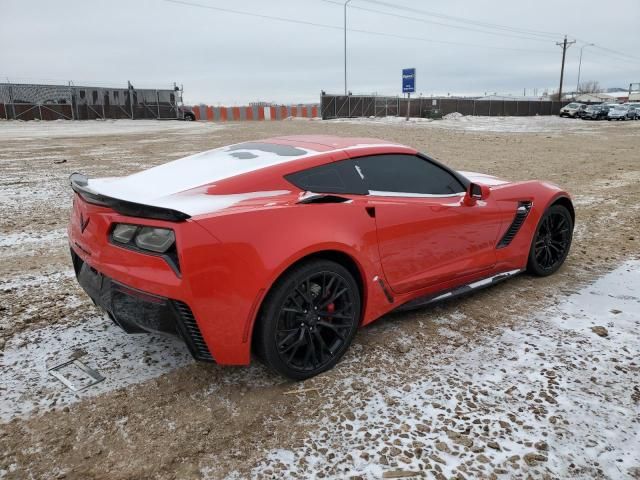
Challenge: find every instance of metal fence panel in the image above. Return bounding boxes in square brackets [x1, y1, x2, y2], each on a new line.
[1, 82, 180, 120]
[319, 94, 587, 120]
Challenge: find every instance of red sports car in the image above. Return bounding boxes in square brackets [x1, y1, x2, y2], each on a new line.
[69, 135, 574, 379]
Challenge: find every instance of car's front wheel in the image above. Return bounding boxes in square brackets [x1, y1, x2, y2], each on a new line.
[255, 259, 361, 380]
[527, 204, 573, 277]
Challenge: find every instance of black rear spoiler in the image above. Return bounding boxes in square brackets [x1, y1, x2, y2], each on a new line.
[70, 173, 191, 222]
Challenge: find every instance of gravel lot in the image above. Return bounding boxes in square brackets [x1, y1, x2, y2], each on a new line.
[1, 117, 639, 479]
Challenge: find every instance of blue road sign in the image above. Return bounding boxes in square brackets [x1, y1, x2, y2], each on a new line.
[402, 68, 416, 93]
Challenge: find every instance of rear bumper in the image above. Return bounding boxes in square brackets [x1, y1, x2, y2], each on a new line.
[71, 247, 213, 362]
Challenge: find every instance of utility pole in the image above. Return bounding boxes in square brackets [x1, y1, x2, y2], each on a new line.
[556, 35, 576, 102]
[576, 43, 594, 94]
[344, 0, 352, 96]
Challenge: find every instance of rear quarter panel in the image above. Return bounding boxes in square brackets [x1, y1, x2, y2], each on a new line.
[192, 200, 392, 363]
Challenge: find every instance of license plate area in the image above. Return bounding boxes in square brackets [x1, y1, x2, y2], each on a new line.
[48, 359, 105, 392]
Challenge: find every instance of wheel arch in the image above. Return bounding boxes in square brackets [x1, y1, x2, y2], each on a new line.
[249, 248, 367, 352]
[549, 195, 575, 224]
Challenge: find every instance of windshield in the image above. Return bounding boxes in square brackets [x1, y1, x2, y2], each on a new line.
[566, 103, 579, 108]
[613, 105, 628, 110]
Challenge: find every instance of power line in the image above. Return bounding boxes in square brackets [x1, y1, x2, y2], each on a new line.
[318, 1, 640, 70]
[358, 0, 562, 39]
[315, 0, 555, 43]
[161, 0, 554, 53]
[583, 49, 640, 70]
[574, 37, 640, 63]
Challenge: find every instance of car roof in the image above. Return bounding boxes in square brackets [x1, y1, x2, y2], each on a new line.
[87, 135, 416, 206]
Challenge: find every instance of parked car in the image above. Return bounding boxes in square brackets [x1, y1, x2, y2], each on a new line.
[626, 103, 640, 120]
[68, 136, 574, 379]
[559, 103, 587, 118]
[581, 104, 609, 120]
[607, 104, 634, 121]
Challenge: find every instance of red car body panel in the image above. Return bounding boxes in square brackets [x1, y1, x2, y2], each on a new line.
[68, 135, 572, 365]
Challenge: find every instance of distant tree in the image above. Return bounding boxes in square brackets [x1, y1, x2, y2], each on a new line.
[547, 90, 560, 101]
[578, 80, 603, 94]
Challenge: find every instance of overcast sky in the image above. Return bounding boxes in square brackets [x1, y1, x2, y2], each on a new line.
[2, 0, 639, 104]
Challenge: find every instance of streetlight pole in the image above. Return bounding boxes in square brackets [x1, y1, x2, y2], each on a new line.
[344, 0, 352, 96]
[576, 43, 594, 94]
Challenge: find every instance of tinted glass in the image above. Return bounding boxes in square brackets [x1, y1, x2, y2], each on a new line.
[285, 160, 368, 195]
[355, 154, 465, 195]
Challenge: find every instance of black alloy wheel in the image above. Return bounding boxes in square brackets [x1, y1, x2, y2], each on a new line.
[527, 205, 573, 276]
[255, 260, 360, 380]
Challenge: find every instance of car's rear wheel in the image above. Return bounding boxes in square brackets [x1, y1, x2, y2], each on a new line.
[255, 259, 360, 380]
[527, 205, 573, 277]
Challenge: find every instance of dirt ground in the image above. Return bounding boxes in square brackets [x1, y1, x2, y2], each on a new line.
[0, 117, 639, 480]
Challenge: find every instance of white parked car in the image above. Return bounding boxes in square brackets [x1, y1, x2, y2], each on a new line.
[607, 104, 635, 121]
[559, 103, 587, 118]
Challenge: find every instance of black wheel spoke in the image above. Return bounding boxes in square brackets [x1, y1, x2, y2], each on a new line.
[295, 286, 312, 305]
[317, 320, 348, 340]
[318, 310, 352, 320]
[277, 329, 300, 349]
[319, 287, 348, 310]
[289, 294, 306, 312]
[313, 329, 333, 357]
[282, 306, 304, 315]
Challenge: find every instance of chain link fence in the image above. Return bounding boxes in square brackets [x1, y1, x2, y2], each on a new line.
[320, 94, 573, 120]
[0, 82, 181, 120]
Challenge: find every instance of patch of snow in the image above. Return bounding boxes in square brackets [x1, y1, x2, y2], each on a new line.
[0, 228, 67, 248]
[0, 270, 75, 292]
[0, 119, 226, 140]
[250, 261, 640, 479]
[0, 313, 195, 422]
[329, 115, 636, 134]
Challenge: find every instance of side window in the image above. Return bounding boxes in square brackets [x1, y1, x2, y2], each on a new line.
[355, 154, 465, 195]
[285, 160, 367, 195]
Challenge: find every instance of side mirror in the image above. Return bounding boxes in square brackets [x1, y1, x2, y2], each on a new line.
[464, 182, 490, 206]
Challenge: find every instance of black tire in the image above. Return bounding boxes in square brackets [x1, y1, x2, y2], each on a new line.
[254, 259, 361, 380]
[184, 113, 195, 121]
[527, 205, 573, 277]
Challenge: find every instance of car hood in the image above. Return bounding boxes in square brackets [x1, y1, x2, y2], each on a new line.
[459, 171, 510, 186]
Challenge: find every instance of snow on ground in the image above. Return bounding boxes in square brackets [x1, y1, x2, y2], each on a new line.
[0, 270, 75, 292]
[0, 119, 224, 140]
[0, 228, 67, 249]
[329, 115, 639, 134]
[0, 312, 195, 421]
[245, 261, 640, 479]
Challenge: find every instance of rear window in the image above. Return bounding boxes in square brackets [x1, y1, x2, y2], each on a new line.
[285, 160, 368, 195]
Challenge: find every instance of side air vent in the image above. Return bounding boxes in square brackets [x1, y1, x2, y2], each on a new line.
[497, 201, 532, 249]
[173, 301, 214, 361]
